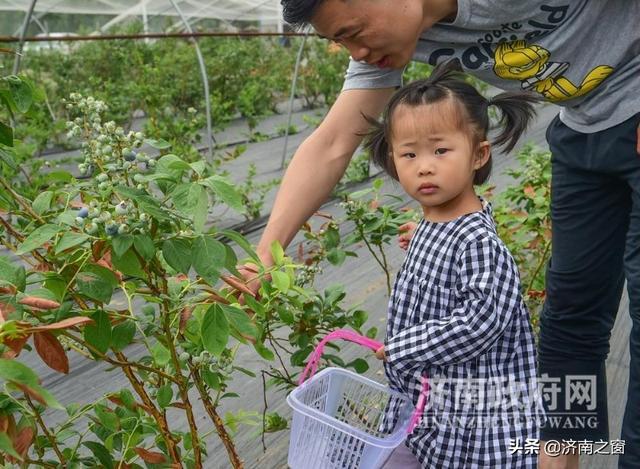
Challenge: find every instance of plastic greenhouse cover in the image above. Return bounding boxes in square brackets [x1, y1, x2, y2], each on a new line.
[0, 0, 284, 35]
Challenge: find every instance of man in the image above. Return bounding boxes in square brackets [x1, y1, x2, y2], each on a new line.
[238, 1, 640, 467]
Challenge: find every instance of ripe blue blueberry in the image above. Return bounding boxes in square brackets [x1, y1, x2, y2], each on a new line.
[78, 207, 89, 218]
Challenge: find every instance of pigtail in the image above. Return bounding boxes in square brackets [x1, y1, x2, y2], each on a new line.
[488, 91, 542, 153]
[361, 113, 397, 180]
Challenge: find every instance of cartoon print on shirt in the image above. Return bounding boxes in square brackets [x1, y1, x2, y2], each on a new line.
[493, 40, 613, 102]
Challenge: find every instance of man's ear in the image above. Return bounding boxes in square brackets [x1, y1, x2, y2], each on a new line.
[474, 141, 491, 170]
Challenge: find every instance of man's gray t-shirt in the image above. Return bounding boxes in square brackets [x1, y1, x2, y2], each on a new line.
[342, 0, 639, 133]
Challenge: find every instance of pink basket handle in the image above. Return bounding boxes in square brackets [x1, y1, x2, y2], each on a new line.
[297, 329, 382, 385]
[297, 329, 429, 434]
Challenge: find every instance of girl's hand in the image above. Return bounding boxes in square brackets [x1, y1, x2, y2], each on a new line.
[375, 345, 387, 362]
[398, 222, 418, 251]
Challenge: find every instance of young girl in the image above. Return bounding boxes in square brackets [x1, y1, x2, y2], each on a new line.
[364, 61, 543, 468]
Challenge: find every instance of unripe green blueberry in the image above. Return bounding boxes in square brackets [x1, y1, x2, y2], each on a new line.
[115, 202, 129, 215]
[133, 174, 144, 183]
[122, 161, 132, 170]
[75, 216, 85, 225]
[179, 352, 190, 361]
[100, 211, 112, 222]
[96, 173, 108, 183]
[118, 224, 129, 235]
[98, 182, 109, 191]
[86, 222, 99, 234]
[147, 159, 156, 168]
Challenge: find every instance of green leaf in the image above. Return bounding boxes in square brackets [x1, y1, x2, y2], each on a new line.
[326, 248, 346, 266]
[0, 358, 39, 385]
[0, 359, 63, 409]
[0, 143, 17, 169]
[202, 175, 244, 213]
[270, 270, 290, 293]
[201, 304, 229, 357]
[16, 224, 62, 255]
[8, 76, 34, 113]
[253, 342, 275, 361]
[349, 358, 369, 374]
[201, 369, 221, 390]
[151, 342, 171, 366]
[111, 247, 145, 278]
[83, 264, 119, 287]
[270, 240, 285, 265]
[0, 432, 20, 459]
[219, 230, 259, 263]
[0, 120, 13, 147]
[156, 154, 190, 179]
[192, 236, 225, 285]
[55, 232, 89, 254]
[76, 271, 114, 304]
[144, 138, 171, 150]
[221, 304, 258, 339]
[32, 191, 53, 215]
[111, 235, 134, 258]
[0, 255, 26, 291]
[84, 310, 112, 354]
[157, 384, 172, 408]
[94, 404, 119, 432]
[110, 320, 135, 352]
[133, 234, 155, 261]
[171, 183, 206, 215]
[162, 238, 192, 274]
[83, 441, 115, 469]
[193, 187, 209, 233]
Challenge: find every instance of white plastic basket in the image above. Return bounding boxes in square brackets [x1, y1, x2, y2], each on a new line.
[286, 367, 414, 469]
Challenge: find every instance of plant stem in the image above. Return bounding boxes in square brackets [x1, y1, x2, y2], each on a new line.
[115, 351, 182, 466]
[356, 223, 389, 294]
[190, 366, 244, 468]
[162, 313, 202, 468]
[525, 239, 551, 295]
[24, 394, 66, 466]
[377, 243, 391, 296]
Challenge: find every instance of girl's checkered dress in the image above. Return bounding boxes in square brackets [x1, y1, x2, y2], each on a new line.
[383, 200, 541, 467]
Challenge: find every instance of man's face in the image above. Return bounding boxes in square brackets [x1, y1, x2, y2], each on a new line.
[311, 0, 453, 69]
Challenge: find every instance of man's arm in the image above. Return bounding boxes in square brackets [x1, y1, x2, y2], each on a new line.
[255, 87, 394, 265]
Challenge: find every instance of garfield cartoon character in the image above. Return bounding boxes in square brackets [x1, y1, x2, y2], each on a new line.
[493, 40, 613, 102]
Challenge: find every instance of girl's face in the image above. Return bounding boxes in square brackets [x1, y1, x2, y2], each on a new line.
[390, 101, 490, 222]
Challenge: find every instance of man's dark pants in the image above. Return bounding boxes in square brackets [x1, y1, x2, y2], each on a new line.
[538, 111, 640, 467]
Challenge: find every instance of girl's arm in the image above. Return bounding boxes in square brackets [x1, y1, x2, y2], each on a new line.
[385, 237, 520, 372]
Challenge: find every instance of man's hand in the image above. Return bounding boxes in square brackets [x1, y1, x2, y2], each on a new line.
[398, 221, 418, 251]
[375, 345, 387, 362]
[233, 262, 263, 304]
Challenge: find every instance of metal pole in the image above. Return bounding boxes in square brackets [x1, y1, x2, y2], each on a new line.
[168, 0, 215, 161]
[280, 28, 310, 169]
[12, 0, 38, 75]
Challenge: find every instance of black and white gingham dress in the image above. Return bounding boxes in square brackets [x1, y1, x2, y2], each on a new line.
[383, 200, 541, 467]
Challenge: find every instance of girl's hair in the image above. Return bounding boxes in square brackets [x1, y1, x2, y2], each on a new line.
[363, 59, 541, 185]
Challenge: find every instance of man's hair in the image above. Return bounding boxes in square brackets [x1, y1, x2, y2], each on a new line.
[281, 0, 325, 29]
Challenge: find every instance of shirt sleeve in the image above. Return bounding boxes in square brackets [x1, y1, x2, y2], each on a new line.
[385, 237, 520, 372]
[341, 58, 404, 91]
